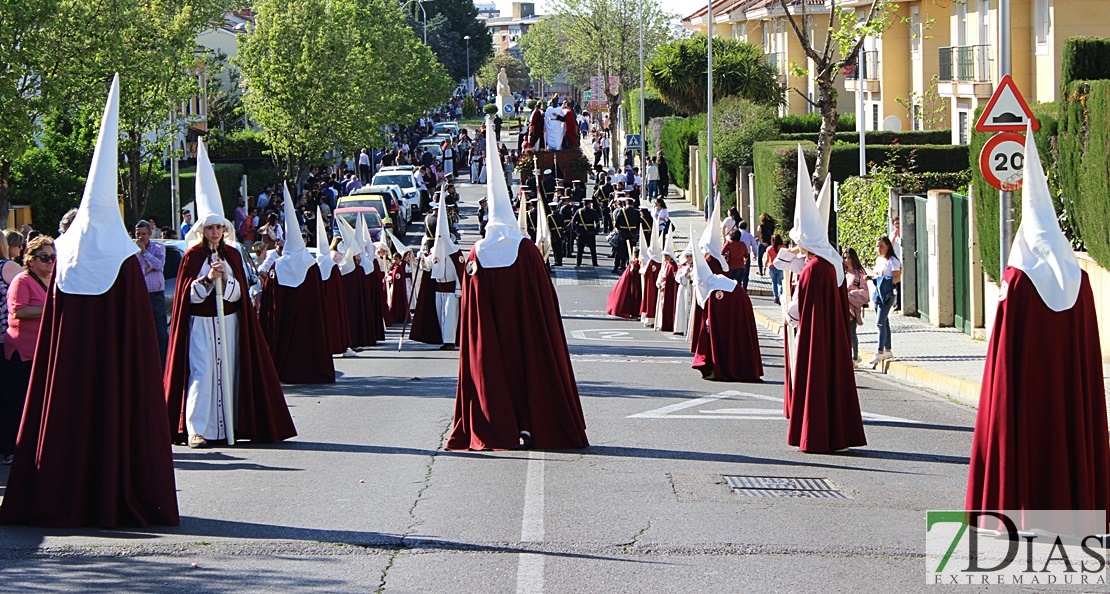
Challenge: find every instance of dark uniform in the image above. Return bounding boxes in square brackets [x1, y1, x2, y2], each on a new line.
[477, 199, 489, 238]
[547, 204, 566, 266]
[558, 199, 576, 258]
[613, 200, 640, 272]
[572, 202, 601, 266]
[541, 174, 557, 198]
[596, 181, 615, 232]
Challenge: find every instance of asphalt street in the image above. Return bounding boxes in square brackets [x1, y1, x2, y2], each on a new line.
[0, 181, 999, 593]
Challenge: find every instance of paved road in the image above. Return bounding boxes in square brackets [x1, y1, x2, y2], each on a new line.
[0, 182, 984, 592]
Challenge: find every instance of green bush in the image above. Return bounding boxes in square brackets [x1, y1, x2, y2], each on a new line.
[246, 168, 282, 198]
[462, 95, 478, 119]
[659, 114, 705, 189]
[147, 163, 246, 227]
[971, 101, 1062, 282]
[624, 88, 676, 135]
[754, 141, 971, 236]
[691, 98, 782, 210]
[1059, 81, 1110, 271]
[781, 130, 951, 145]
[1062, 37, 1110, 88]
[8, 147, 85, 236]
[205, 128, 268, 159]
[778, 113, 855, 134]
[482, 103, 499, 115]
[837, 175, 892, 267]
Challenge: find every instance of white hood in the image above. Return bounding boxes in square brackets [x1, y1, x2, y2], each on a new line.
[816, 173, 832, 232]
[274, 182, 315, 287]
[1008, 124, 1082, 312]
[662, 228, 676, 260]
[356, 210, 376, 274]
[430, 191, 458, 283]
[692, 232, 738, 307]
[638, 226, 651, 272]
[54, 73, 140, 296]
[334, 213, 360, 275]
[649, 215, 664, 264]
[698, 194, 728, 271]
[788, 146, 843, 285]
[315, 205, 335, 281]
[474, 115, 526, 268]
[186, 137, 236, 247]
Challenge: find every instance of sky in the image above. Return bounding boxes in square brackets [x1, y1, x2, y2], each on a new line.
[493, 0, 701, 22]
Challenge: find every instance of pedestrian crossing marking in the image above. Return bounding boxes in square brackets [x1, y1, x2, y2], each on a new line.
[628, 390, 917, 424]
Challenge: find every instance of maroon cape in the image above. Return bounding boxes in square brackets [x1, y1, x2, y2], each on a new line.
[784, 257, 865, 453]
[966, 268, 1110, 529]
[164, 244, 297, 445]
[692, 285, 764, 382]
[388, 261, 411, 325]
[363, 262, 387, 342]
[321, 266, 352, 354]
[656, 260, 678, 332]
[260, 266, 335, 384]
[447, 242, 588, 450]
[606, 260, 641, 319]
[409, 250, 464, 345]
[526, 108, 545, 149]
[342, 267, 375, 347]
[0, 258, 178, 528]
[639, 260, 661, 320]
[689, 256, 725, 353]
[563, 109, 580, 148]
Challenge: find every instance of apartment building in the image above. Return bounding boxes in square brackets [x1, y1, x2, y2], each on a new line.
[485, 2, 543, 60]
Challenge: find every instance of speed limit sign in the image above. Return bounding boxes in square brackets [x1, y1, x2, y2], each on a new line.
[979, 132, 1026, 191]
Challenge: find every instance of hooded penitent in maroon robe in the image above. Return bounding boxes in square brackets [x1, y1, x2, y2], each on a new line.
[388, 261, 411, 325]
[606, 260, 641, 319]
[689, 256, 725, 353]
[966, 268, 1110, 524]
[692, 286, 764, 382]
[260, 267, 335, 384]
[321, 266, 352, 354]
[342, 267, 375, 347]
[0, 258, 179, 528]
[656, 260, 678, 332]
[409, 251, 464, 345]
[447, 242, 588, 450]
[165, 244, 297, 445]
[784, 256, 865, 453]
[639, 260, 661, 322]
[363, 261, 387, 342]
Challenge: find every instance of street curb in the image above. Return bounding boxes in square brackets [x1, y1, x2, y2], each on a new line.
[749, 308, 982, 409]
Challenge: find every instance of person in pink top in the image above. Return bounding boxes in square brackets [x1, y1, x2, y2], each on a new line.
[2, 235, 54, 464]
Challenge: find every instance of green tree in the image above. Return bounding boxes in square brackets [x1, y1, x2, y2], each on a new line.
[776, 0, 898, 188]
[240, 0, 452, 176]
[476, 54, 530, 92]
[547, 0, 673, 163]
[405, 0, 493, 83]
[646, 35, 784, 116]
[519, 17, 567, 90]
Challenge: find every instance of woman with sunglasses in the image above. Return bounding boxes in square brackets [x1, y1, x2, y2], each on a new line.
[1, 235, 53, 464]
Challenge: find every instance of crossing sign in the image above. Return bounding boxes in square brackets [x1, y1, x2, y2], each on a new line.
[975, 75, 1040, 133]
[625, 134, 642, 151]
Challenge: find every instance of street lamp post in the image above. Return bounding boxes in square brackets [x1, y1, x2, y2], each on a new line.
[638, 0, 645, 171]
[464, 35, 471, 93]
[400, 0, 428, 44]
[706, 0, 714, 216]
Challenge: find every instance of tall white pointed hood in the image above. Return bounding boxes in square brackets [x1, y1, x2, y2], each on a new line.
[535, 195, 552, 260]
[683, 223, 696, 256]
[692, 231, 738, 307]
[638, 226, 651, 271]
[649, 218, 664, 264]
[698, 194, 728, 270]
[430, 191, 459, 282]
[186, 137, 236, 247]
[789, 146, 843, 285]
[274, 182, 315, 287]
[518, 195, 530, 235]
[474, 115, 526, 268]
[334, 213, 360, 275]
[1008, 124, 1082, 311]
[815, 173, 832, 231]
[355, 210, 375, 273]
[315, 206, 335, 280]
[662, 228, 676, 260]
[384, 227, 408, 258]
[55, 73, 139, 296]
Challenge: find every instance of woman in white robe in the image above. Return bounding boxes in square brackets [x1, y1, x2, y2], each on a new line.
[673, 250, 694, 336]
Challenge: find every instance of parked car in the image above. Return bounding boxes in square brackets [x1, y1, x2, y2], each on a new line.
[153, 238, 260, 314]
[372, 170, 422, 218]
[433, 122, 460, 138]
[340, 185, 409, 236]
[417, 139, 443, 161]
[331, 207, 385, 244]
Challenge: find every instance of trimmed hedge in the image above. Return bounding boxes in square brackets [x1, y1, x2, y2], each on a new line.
[778, 113, 855, 134]
[837, 176, 891, 267]
[147, 163, 245, 228]
[1062, 37, 1110, 88]
[1060, 80, 1110, 270]
[970, 101, 1062, 282]
[753, 141, 970, 235]
[624, 88, 676, 135]
[659, 114, 705, 189]
[780, 130, 951, 145]
[205, 129, 268, 160]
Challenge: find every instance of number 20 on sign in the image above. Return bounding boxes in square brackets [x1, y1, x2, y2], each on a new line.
[979, 132, 1026, 191]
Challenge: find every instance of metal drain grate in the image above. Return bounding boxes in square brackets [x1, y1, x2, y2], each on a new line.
[724, 475, 848, 499]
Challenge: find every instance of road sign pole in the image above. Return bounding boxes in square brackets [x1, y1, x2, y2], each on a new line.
[999, 0, 1012, 273]
[706, 0, 714, 214]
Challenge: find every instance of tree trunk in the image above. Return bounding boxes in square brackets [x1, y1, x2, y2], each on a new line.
[0, 159, 11, 230]
[814, 82, 839, 192]
[608, 88, 621, 167]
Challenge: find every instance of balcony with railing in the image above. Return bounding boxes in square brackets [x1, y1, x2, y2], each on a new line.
[844, 50, 879, 93]
[764, 52, 788, 86]
[938, 45, 993, 98]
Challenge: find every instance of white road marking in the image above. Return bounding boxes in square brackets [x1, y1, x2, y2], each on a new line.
[627, 390, 918, 424]
[516, 451, 545, 594]
[570, 328, 686, 343]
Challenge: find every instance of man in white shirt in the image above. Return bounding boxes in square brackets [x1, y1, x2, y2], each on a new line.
[358, 149, 371, 182]
[737, 221, 759, 290]
[646, 158, 660, 199]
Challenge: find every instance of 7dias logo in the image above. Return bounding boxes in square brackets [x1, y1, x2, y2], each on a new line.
[926, 510, 1108, 585]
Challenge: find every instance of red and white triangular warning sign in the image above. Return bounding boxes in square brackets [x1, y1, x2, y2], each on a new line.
[975, 75, 1040, 132]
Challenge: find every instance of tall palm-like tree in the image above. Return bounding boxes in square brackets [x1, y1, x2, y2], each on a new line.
[646, 35, 783, 116]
